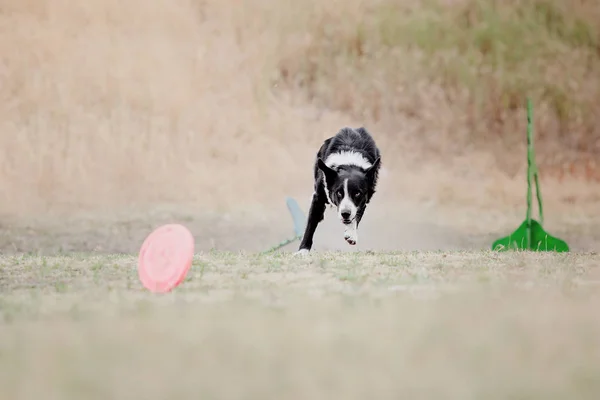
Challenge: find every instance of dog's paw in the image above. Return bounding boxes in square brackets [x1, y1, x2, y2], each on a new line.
[344, 231, 358, 246]
[293, 249, 310, 257]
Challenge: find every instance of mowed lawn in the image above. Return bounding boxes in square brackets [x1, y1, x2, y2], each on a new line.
[1, 251, 600, 400]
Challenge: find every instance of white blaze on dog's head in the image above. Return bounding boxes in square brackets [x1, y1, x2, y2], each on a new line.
[337, 178, 357, 225]
[317, 154, 379, 225]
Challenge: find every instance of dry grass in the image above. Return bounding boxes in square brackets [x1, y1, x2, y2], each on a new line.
[1, 3, 599, 396]
[277, 0, 600, 172]
[0, 0, 346, 214]
[0, 0, 599, 218]
[1, 251, 600, 399]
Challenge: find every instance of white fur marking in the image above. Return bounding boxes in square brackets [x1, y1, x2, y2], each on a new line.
[338, 179, 358, 222]
[322, 175, 333, 205]
[344, 220, 358, 245]
[325, 151, 372, 170]
[294, 249, 310, 257]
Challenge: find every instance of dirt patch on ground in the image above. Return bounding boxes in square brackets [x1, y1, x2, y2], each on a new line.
[2, 191, 599, 255]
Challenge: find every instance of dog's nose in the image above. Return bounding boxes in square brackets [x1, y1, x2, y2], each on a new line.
[341, 210, 351, 220]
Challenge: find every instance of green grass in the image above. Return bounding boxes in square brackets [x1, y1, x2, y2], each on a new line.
[1, 251, 600, 399]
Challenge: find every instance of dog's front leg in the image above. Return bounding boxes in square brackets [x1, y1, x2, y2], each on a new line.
[295, 193, 326, 255]
[344, 205, 366, 246]
[343, 220, 358, 245]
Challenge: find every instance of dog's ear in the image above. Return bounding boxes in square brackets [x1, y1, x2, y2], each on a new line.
[317, 158, 337, 182]
[366, 157, 381, 176]
[365, 157, 380, 203]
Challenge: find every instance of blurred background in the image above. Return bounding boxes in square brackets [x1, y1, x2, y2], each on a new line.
[1, 0, 599, 254]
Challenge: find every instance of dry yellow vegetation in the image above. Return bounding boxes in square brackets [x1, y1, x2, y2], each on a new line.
[0, 0, 599, 217]
[1, 3, 599, 395]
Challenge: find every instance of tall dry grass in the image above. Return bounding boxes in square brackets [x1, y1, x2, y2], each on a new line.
[0, 0, 341, 215]
[276, 0, 600, 174]
[0, 0, 599, 217]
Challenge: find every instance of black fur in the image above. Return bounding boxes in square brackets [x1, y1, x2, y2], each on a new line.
[297, 127, 381, 252]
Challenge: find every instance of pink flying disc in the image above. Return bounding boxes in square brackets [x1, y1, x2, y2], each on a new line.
[138, 224, 195, 293]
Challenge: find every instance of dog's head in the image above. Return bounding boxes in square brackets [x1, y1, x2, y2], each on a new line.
[318, 157, 381, 225]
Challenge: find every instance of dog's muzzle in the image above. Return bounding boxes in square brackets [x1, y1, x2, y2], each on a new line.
[340, 210, 352, 225]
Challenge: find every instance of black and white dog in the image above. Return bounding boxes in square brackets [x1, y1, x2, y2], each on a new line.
[295, 127, 381, 255]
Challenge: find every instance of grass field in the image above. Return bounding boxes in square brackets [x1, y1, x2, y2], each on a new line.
[1, 0, 600, 398]
[1, 251, 600, 399]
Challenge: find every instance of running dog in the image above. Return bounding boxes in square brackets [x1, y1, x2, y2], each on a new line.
[295, 127, 381, 255]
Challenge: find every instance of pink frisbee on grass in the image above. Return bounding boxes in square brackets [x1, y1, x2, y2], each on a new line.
[138, 224, 195, 293]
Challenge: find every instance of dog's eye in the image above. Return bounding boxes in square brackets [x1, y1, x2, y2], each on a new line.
[337, 191, 343, 198]
[355, 192, 361, 198]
